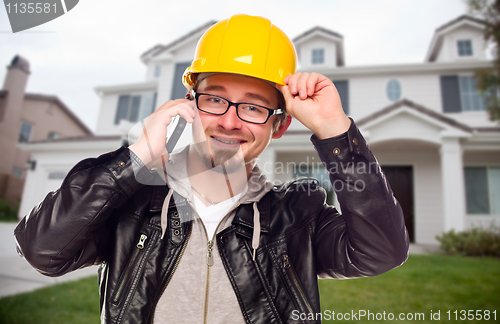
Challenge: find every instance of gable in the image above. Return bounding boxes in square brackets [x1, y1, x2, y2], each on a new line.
[365, 109, 444, 145]
[358, 100, 472, 145]
[426, 15, 486, 62]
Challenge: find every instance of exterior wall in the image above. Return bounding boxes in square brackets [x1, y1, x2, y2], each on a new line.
[95, 86, 158, 136]
[96, 94, 122, 135]
[346, 73, 442, 121]
[19, 139, 122, 218]
[13, 99, 90, 172]
[297, 35, 338, 70]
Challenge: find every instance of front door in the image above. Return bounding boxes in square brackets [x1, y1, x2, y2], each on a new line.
[381, 166, 415, 242]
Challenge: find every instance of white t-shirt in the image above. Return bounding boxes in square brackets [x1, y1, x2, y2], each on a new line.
[193, 193, 243, 239]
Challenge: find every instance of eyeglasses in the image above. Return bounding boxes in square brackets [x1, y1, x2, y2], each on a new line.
[194, 92, 283, 124]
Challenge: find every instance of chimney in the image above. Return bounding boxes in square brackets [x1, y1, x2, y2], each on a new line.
[0, 55, 31, 123]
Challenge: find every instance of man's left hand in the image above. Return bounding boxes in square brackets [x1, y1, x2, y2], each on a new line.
[277, 72, 351, 139]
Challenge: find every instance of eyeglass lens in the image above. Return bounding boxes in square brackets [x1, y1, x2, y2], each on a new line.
[197, 94, 270, 124]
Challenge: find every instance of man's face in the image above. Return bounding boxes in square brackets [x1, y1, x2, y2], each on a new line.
[193, 73, 282, 172]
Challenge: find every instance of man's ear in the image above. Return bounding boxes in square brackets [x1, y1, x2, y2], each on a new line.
[272, 115, 292, 139]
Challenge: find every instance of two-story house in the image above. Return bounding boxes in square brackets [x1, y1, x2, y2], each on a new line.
[19, 15, 499, 246]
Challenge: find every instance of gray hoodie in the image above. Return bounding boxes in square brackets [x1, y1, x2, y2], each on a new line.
[153, 147, 273, 323]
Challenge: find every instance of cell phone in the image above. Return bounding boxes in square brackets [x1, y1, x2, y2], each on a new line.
[165, 116, 187, 154]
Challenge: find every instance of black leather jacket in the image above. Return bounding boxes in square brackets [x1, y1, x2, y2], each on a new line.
[14, 121, 409, 324]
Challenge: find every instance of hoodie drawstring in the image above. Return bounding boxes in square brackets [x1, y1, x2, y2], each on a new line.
[160, 188, 174, 240]
[252, 202, 261, 261]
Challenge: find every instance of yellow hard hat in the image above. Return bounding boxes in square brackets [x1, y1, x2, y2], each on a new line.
[183, 14, 297, 90]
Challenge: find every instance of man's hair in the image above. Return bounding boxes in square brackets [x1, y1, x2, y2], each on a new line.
[273, 91, 288, 133]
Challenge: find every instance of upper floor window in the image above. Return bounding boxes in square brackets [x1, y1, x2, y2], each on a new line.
[154, 64, 161, 78]
[312, 49, 324, 64]
[459, 76, 486, 111]
[457, 40, 473, 57]
[114, 92, 157, 125]
[386, 79, 402, 102]
[171, 62, 192, 100]
[440, 75, 488, 113]
[19, 121, 32, 143]
[12, 167, 24, 178]
[48, 131, 60, 140]
[332, 80, 349, 115]
[464, 166, 500, 215]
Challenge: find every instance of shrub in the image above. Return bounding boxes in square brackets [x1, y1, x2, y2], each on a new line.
[436, 226, 500, 257]
[0, 198, 19, 222]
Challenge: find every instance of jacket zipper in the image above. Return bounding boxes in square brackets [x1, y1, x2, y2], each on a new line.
[203, 240, 213, 324]
[282, 254, 314, 315]
[149, 222, 192, 324]
[112, 234, 148, 305]
[202, 202, 240, 324]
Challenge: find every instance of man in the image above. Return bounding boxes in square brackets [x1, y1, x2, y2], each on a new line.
[14, 14, 408, 323]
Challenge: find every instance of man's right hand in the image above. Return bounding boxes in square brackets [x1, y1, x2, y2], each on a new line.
[129, 99, 196, 168]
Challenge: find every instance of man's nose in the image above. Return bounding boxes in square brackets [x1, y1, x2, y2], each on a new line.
[217, 105, 243, 129]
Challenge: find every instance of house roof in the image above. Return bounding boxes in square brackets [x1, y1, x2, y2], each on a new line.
[357, 98, 474, 133]
[28, 134, 121, 144]
[293, 26, 343, 43]
[425, 15, 486, 62]
[435, 14, 485, 33]
[141, 21, 217, 62]
[24, 93, 93, 135]
[357, 98, 499, 133]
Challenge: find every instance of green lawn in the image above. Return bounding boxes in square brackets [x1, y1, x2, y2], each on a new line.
[0, 254, 499, 323]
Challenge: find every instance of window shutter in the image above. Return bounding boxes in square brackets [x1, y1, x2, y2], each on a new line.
[114, 95, 130, 125]
[440, 75, 461, 112]
[333, 80, 349, 115]
[128, 95, 142, 122]
[171, 62, 192, 100]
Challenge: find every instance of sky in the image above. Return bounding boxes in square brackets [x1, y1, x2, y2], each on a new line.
[1, 0, 470, 132]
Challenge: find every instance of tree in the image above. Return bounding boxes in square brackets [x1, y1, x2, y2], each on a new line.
[467, 0, 500, 120]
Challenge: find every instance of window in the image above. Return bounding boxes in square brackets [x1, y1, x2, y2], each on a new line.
[114, 92, 157, 125]
[48, 131, 60, 140]
[465, 167, 500, 215]
[459, 76, 486, 111]
[19, 121, 32, 143]
[294, 164, 335, 205]
[12, 167, 24, 178]
[154, 64, 161, 78]
[457, 40, 473, 56]
[48, 172, 67, 180]
[440, 75, 488, 112]
[312, 49, 324, 64]
[386, 79, 402, 102]
[332, 80, 349, 115]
